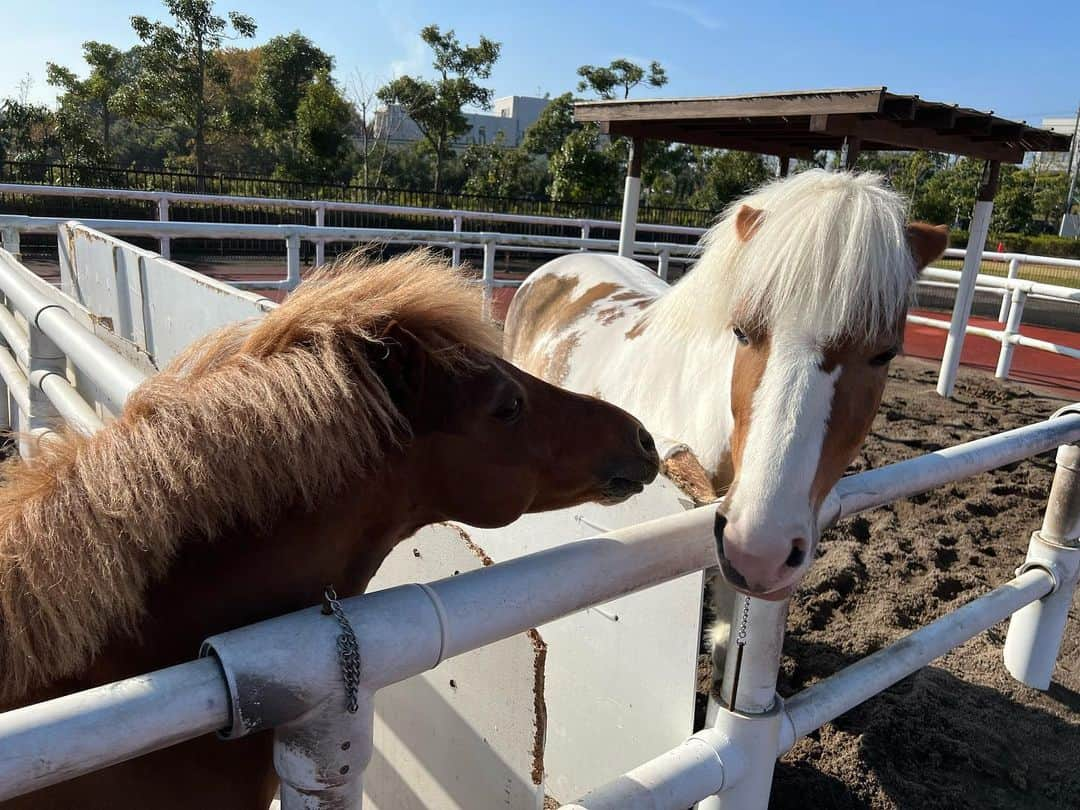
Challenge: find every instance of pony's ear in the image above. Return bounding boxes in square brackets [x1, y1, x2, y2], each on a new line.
[735, 205, 765, 242]
[370, 323, 427, 417]
[906, 223, 949, 270]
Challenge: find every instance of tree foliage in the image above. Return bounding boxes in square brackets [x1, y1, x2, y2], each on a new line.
[46, 42, 131, 161]
[576, 59, 668, 100]
[377, 25, 500, 192]
[127, 0, 256, 174]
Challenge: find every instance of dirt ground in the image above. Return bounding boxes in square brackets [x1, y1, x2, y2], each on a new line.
[732, 356, 1079, 809]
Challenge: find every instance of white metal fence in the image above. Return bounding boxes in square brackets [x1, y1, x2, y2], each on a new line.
[2, 178, 1078, 392]
[0, 230, 1078, 809]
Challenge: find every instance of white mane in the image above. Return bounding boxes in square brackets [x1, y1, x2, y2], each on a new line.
[654, 169, 914, 345]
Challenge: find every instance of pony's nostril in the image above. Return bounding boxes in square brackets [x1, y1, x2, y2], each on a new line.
[637, 426, 656, 456]
[785, 540, 807, 568]
[713, 512, 727, 551]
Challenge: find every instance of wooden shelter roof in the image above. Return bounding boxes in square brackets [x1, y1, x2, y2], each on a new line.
[574, 87, 1072, 164]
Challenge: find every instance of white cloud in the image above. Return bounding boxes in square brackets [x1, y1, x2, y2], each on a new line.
[649, 0, 725, 31]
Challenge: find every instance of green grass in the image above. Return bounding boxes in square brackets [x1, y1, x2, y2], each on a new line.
[935, 258, 1080, 290]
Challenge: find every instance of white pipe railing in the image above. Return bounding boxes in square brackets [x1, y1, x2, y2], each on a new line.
[0, 249, 149, 449]
[2, 410, 1078, 804]
[0, 214, 699, 296]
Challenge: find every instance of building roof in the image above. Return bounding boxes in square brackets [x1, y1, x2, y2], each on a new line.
[574, 87, 1073, 164]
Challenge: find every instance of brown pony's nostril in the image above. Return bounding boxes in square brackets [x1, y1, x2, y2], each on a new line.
[637, 426, 656, 456]
[785, 540, 807, 568]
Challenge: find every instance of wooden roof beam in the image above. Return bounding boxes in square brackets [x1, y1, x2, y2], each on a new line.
[606, 122, 819, 159]
[824, 117, 1024, 162]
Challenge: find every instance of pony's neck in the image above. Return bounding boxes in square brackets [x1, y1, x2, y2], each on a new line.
[137, 456, 431, 662]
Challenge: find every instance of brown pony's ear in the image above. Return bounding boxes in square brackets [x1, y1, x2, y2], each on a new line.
[907, 222, 949, 270]
[370, 324, 428, 418]
[735, 205, 765, 242]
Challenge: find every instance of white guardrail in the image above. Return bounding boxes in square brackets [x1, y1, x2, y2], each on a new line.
[0, 180, 1078, 387]
[0, 233, 1078, 809]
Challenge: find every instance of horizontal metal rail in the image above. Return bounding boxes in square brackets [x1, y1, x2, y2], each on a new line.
[2, 408, 1078, 801]
[0, 181, 707, 238]
[0, 250, 148, 410]
[779, 567, 1054, 750]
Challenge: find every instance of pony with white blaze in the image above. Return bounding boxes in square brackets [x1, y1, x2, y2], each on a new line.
[505, 170, 948, 672]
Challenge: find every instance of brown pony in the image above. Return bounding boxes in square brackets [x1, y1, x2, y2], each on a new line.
[0, 250, 659, 809]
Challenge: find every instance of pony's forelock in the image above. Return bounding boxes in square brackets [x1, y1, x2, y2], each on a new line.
[693, 170, 915, 345]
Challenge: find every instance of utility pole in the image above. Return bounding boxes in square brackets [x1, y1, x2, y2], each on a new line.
[1059, 102, 1080, 237]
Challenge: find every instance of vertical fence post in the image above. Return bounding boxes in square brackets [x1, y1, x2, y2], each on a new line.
[285, 234, 302, 291]
[314, 205, 326, 267]
[580, 222, 590, 251]
[156, 196, 171, 259]
[994, 287, 1027, 380]
[1003, 439, 1080, 689]
[481, 239, 496, 321]
[452, 215, 463, 267]
[699, 596, 789, 810]
[1, 228, 21, 261]
[657, 248, 671, 281]
[937, 160, 1000, 398]
[618, 138, 644, 258]
[997, 258, 1021, 322]
[24, 320, 64, 458]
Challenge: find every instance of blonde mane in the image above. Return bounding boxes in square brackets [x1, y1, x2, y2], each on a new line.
[654, 170, 915, 345]
[0, 250, 497, 701]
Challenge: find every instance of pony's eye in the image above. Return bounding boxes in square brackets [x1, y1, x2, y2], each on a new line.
[493, 396, 523, 422]
[733, 327, 750, 346]
[870, 348, 898, 366]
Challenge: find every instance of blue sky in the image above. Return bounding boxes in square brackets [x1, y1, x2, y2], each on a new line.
[4, 0, 1078, 125]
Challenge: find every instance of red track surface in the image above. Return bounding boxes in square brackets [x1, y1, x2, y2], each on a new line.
[904, 309, 1079, 395]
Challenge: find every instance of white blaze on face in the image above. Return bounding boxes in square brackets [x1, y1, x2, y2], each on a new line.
[722, 330, 840, 593]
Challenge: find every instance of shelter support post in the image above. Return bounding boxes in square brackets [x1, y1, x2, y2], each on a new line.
[1003, 432, 1080, 689]
[618, 137, 645, 258]
[842, 137, 862, 170]
[777, 156, 790, 178]
[697, 597, 789, 809]
[937, 160, 1001, 397]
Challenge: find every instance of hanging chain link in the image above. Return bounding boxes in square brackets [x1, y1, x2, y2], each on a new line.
[323, 585, 361, 714]
[727, 595, 752, 712]
[735, 594, 751, 647]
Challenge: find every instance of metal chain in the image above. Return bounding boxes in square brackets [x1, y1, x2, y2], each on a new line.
[323, 585, 361, 714]
[735, 595, 751, 647]
[728, 595, 752, 712]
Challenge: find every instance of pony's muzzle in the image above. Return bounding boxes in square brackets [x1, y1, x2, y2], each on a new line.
[713, 509, 811, 599]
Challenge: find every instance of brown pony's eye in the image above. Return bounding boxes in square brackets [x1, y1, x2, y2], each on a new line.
[493, 396, 524, 423]
[733, 327, 750, 346]
[870, 348, 898, 366]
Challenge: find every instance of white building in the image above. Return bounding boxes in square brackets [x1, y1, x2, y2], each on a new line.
[1035, 115, 1078, 172]
[374, 95, 550, 149]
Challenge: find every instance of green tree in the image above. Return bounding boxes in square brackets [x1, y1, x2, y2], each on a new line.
[253, 33, 333, 133]
[0, 98, 58, 164]
[461, 133, 544, 197]
[548, 126, 621, 203]
[377, 25, 500, 192]
[690, 150, 771, 211]
[46, 43, 130, 161]
[1032, 171, 1071, 232]
[992, 166, 1036, 234]
[286, 70, 355, 181]
[576, 59, 667, 100]
[128, 0, 256, 175]
[522, 93, 577, 157]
